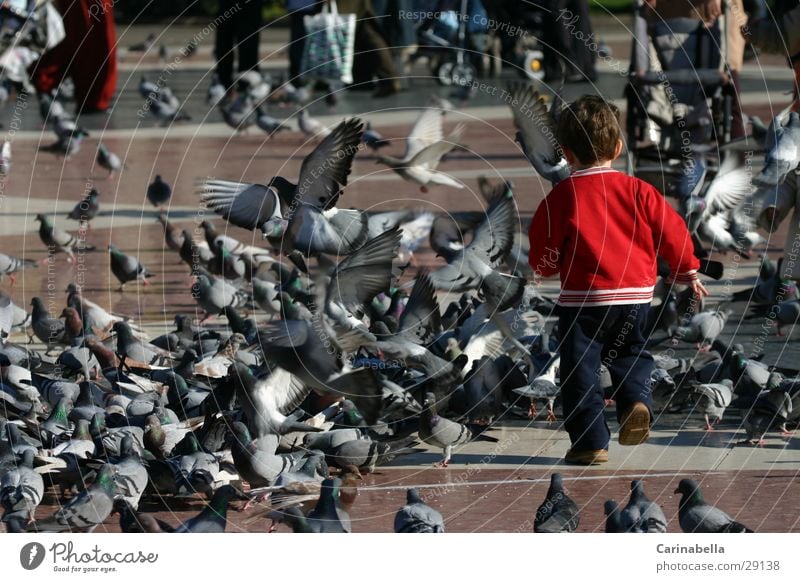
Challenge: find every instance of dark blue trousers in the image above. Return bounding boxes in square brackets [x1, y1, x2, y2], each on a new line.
[557, 303, 654, 452]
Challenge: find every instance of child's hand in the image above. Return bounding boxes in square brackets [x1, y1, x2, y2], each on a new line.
[690, 279, 709, 298]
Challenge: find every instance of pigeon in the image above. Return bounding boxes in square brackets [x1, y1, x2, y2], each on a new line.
[146, 95, 191, 125]
[620, 480, 667, 533]
[97, 144, 124, 178]
[35, 213, 92, 263]
[221, 94, 257, 132]
[749, 299, 800, 336]
[200, 118, 369, 256]
[30, 463, 118, 533]
[40, 128, 88, 157]
[507, 83, 569, 185]
[674, 479, 753, 533]
[207, 73, 227, 108]
[109, 245, 154, 290]
[298, 108, 331, 139]
[192, 274, 249, 317]
[534, 473, 580, 533]
[173, 485, 245, 533]
[0, 252, 37, 286]
[255, 107, 289, 136]
[691, 380, 734, 430]
[157, 212, 185, 252]
[30, 297, 67, 350]
[305, 477, 351, 533]
[429, 189, 524, 309]
[146, 175, 172, 207]
[67, 188, 100, 227]
[757, 110, 800, 186]
[419, 392, 497, 467]
[362, 121, 389, 150]
[376, 107, 465, 192]
[0, 140, 10, 175]
[229, 421, 302, 488]
[671, 307, 731, 350]
[731, 258, 797, 305]
[129, 33, 155, 53]
[108, 436, 148, 509]
[1, 449, 44, 529]
[604, 500, 625, 533]
[394, 488, 445, 532]
[112, 499, 174, 533]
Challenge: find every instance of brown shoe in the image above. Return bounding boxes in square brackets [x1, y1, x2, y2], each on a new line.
[564, 448, 608, 465]
[619, 402, 651, 446]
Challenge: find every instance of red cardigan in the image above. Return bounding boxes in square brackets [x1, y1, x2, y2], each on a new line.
[528, 167, 699, 307]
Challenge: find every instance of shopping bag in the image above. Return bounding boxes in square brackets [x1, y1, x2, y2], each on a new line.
[300, 0, 356, 84]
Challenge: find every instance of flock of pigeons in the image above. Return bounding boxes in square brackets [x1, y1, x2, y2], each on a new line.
[0, 63, 799, 532]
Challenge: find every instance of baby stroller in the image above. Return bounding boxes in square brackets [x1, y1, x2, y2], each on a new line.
[409, 0, 482, 86]
[624, 0, 735, 193]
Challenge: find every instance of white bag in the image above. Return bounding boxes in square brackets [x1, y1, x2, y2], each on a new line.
[300, 0, 356, 84]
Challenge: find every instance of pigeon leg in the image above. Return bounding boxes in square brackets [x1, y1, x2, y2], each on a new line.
[703, 414, 715, 431]
[9, 273, 16, 287]
[142, 279, 151, 287]
[420, 185, 429, 194]
[546, 402, 557, 423]
[436, 446, 452, 468]
[527, 401, 537, 419]
[780, 423, 794, 436]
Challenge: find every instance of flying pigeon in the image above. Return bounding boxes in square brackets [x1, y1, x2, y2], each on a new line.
[376, 107, 465, 192]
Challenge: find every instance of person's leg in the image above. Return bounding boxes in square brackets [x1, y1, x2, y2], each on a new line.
[601, 304, 654, 436]
[558, 306, 611, 453]
[729, 69, 746, 139]
[288, 11, 308, 85]
[77, 0, 118, 112]
[235, 0, 263, 79]
[358, 20, 400, 95]
[214, 2, 237, 89]
[566, 0, 597, 81]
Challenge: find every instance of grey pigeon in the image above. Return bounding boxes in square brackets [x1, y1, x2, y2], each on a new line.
[0, 252, 37, 286]
[1, 449, 44, 528]
[67, 188, 100, 226]
[305, 477, 351, 533]
[111, 321, 171, 366]
[36, 213, 91, 263]
[174, 485, 245, 533]
[255, 106, 289, 136]
[31, 463, 118, 532]
[362, 121, 389, 150]
[671, 308, 731, 349]
[30, 297, 67, 349]
[419, 392, 497, 467]
[110, 436, 148, 509]
[757, 110, 800, 186]
[691, 380, 734, 430]
[97, 144, 124, 177]
[109, 244, 153, 290]
[230, 421, 302, 488]
[40, 128, 88, 157]
[200, 118, 368, 256]
[604, 500, 625, 533]
[620, 480, 667, 533]
[157, 212, 185, 252]
[394, 488, 445, 532]
[507, 83, 569, 185]
[429, 189, 524, 310]
[749, 299, 800, 336]
[207, 73, 226, 107]
[192, 273, 249, 317]
[146, 175, 172, 207]
[675, 479, 753, 533]
[534, 473, 580, 532]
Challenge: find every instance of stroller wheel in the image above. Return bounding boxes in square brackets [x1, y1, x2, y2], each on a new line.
[450, 62, 477, 87]
[436, 62, 455, 86]
[521, 50, 545, 81]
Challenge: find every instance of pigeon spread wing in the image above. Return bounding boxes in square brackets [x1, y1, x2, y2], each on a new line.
[296, 118, 364, 210]
[200, 179, 282, 231]
[403, 107, 445, 162]
[395, 272, 442, 346]
[407, 124, 465, 171]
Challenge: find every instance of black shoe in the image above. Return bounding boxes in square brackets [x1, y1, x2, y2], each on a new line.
[372, 81, 400, 98]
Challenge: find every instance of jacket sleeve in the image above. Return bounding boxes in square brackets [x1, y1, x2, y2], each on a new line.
[528, 187, 566, 280]
[644, 183, 700, 283]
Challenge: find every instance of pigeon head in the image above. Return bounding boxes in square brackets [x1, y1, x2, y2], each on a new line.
[406, 488, 424, 504]
[34, 213, 47, 224]
[603, 499, 619, 516]
[422, 392, 437, 408]
[549, 472, 565, 493]
[674, 479, 703, 504]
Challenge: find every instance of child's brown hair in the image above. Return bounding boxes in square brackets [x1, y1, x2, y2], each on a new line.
[556, 95, 621, 165]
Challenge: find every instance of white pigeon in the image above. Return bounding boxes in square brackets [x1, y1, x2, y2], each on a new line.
[0, 140, 10, 175]
[376, 107, 465, 192]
